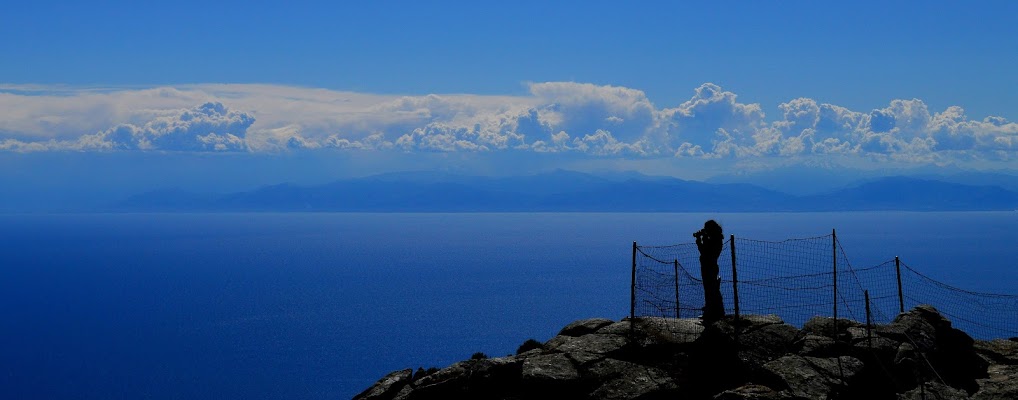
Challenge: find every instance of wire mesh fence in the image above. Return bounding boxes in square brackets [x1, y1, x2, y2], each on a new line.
[895, 260, 1018, 339]
[632, 232, 1018, 340]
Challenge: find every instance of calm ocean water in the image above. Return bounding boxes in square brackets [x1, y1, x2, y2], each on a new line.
[1, 212, 1016, 399]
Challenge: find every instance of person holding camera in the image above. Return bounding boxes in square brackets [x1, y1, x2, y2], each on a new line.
[694, 220, 725, 322]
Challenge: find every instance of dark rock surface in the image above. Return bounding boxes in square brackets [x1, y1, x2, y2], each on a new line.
[355, 305, 1016, 400]
[559, 318, 616, 337]
[898, 381, 970, 400]
[353, 369, 412, 400]
[971, 339, 1018, 400]
[763, 355, 864, 399]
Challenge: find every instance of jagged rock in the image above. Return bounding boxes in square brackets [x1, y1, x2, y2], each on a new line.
[629, 317, 705, 346]
[691, 315, 800, 390]
[897, 381, 970, 400]
[877, 305, 988, 394]
[411, 361, 468, 387]
[851, 333, 899, 352]
[401, 361, 471, 399]
[521, 353, 580, 383]
[708, 314, 784, 340]
[907, 304, 950, 325]
[893, 340, 933, 388]
[359, 307, 999, 400]
[544, 332, 628, 365]
[559, 318, 616, 337]
[391, 385, 413, 400]
[597, 320, 633, 335]
[740, 314, 786, 325]
[877, 307, 939, 350]
[847, 326, 872, 343]
[585, 358, 639, 380]
[737, 320, 800, 364]
[354, 368, 413, 400]
[470, 355, 525, 381]
[608, 317, 740, 389]
[585, 359, 677, 400]
[763, 355, 864, 399]
[410, 367, 433, 382]
[396, 357, 524, 400]
[714, 384, 788, 400]
[973, 364, 1018, 400]
[796, 334, 836, 356]
[711, 315, 786, 339]
[974, 339, 1018, 365]
[802, 316, 863, 339]
[852, 335, 899, 357]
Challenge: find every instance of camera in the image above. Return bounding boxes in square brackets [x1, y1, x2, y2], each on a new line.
[693, 230, 704, 239]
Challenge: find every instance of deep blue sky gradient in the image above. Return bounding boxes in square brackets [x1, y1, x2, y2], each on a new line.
[5, 1, 1017, 116]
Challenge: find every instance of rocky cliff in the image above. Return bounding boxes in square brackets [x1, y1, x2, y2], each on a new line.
[355, 305, 1018, 400]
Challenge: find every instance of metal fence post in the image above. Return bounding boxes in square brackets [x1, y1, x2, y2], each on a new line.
[631, 241, 637, 321]
[865, 290, 872, 348]
[832, 229, 838, 335]
[730, 234, 740, 345]
[895, 256, 904, 313]
[673, 259, 680, 318]
[730, 235, 739, 323]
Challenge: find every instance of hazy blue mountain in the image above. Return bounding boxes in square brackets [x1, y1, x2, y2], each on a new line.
[806, 176, 1018, 211]
[583, 169, 680, 183]
[471, 169, 615, 196]
[537, 178, 797, 211]
[706, 165, 881, 195]
[115, 171, 1018, 212]
[917, 171, 1018, 192]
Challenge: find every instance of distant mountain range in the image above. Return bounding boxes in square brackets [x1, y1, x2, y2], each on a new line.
[115, 170, 1018, 212]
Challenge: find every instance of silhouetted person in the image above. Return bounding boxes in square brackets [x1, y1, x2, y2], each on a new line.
[694, 220, 725, 322]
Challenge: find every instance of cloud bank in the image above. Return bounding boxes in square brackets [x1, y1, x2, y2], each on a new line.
[2, 82, 1016, 165]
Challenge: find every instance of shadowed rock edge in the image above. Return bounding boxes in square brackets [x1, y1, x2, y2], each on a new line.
[355, 305, 1018, 400]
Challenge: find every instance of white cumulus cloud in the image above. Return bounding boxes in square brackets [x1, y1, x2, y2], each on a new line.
[0, 82, 1016, 166]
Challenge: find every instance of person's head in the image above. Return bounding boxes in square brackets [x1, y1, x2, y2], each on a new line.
[703, 220, 722, 237]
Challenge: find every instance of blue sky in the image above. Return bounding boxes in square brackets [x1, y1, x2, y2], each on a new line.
[2, 1, 1018, 207]
[5, 1, 1016, 113]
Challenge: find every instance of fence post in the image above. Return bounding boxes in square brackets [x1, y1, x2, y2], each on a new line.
[673, 259, 680, 319]
[865, 290, 872, 348]
[730, 234, 740, 345]
[832, 229, 838, 336]
[895, 256, 904, 314]
[730, 235, 739, 322]
[631, 241, 637, 321]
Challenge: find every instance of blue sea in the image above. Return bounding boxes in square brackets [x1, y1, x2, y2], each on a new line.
[2, 212, 1016, 399]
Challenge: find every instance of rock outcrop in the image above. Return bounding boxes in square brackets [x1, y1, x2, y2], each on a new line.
[354, 305, 1016, 400]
